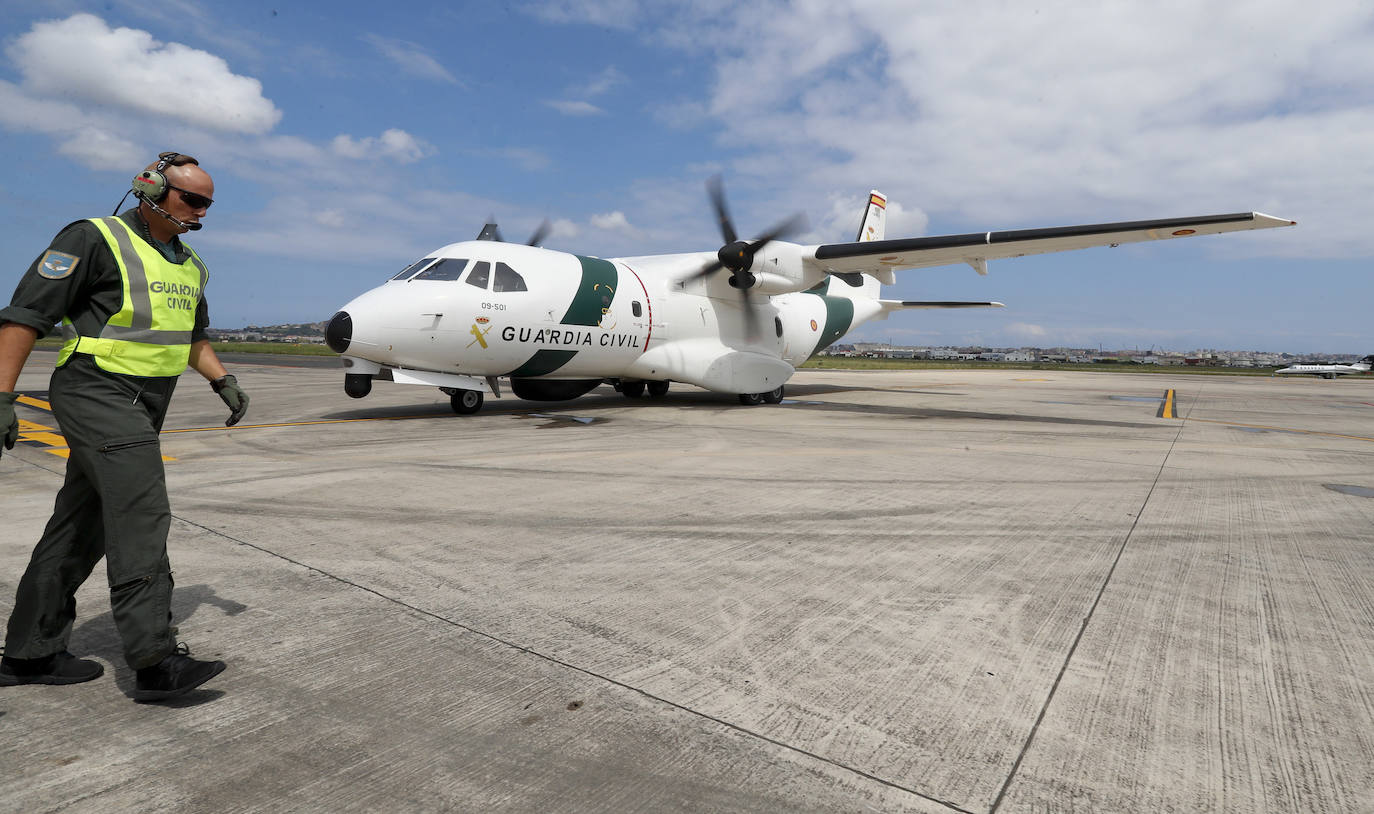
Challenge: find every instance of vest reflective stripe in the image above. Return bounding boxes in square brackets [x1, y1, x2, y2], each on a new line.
[57, 217, 207, 376]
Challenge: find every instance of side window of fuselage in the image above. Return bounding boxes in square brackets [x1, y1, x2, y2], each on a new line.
[465, 261, 491, 289]
[631, 301, 642, 317]
[493, 262, 527, 293]
[412, 258, 468, 281]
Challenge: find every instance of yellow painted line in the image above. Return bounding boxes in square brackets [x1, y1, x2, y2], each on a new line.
[160, 414, 448, 434]
[17, 395, 50, 409]
[1158, 389, 1176, 419]
[22, 430, 67, 447]
[16, 417, 175, 462]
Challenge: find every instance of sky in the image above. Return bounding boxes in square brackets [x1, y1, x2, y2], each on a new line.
[0, 0, 1369, 355]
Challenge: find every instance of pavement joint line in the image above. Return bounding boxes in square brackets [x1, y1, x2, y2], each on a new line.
[172, 514, 979, 814]
[1182, 416, 1374, 443]
[987, 381, 1203, 813]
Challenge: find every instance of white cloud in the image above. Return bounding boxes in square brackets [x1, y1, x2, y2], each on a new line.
[545, 100, 605, 116]
[1006, 323, 1049, 340]
[57, 128, 144, 169]
[525, 0, 642, 29]
[363, 34, 459, 84]
[591, 211, 634, 233]
[6, 14, 280, 134]
[602, 1, 1374, 259]
[489, 147, 552, 172]
[331, 129, 433, 163]
[550, 219, 580, 240]
[579, 65, 627, 97]
[546, 66, 626, 117]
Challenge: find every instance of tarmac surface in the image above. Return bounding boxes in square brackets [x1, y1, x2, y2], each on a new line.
[2, 352, 1373, 813]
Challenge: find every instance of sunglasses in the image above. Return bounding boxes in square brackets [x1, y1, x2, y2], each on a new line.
[169, 185, 214, 210]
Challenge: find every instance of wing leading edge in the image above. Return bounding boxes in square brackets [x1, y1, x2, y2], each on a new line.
[804, 212, 1295, 278]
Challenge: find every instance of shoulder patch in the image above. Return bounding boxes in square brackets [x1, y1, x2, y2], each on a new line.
[37, 250, 80, 280]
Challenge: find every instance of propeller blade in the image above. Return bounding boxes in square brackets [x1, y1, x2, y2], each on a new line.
[527, 219, 552, 247]
[707, 175, 738, 245]
[749, 211, 808, 248]
[476, 222, 503, 242]
[680, 258, 725, 286]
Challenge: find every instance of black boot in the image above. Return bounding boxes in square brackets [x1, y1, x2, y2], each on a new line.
[0, 650, 105, 686]
[133, 643, 226, 703]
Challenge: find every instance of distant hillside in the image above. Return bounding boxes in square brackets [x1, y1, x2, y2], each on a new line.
[207, 321, 328, 341]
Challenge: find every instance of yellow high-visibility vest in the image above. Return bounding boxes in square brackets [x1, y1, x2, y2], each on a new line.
[57, 217, 209, 377]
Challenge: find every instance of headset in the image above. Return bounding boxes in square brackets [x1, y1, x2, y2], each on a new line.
[131, 151, 184, 203]
[121, 151, 204, 231]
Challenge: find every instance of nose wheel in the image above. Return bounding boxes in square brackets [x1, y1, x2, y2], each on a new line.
[450, 389, 484, 414]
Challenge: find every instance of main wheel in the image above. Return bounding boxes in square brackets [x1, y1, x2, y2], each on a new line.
[762, 385, 784, 404]
[621, 380, 645, 398]
[451, 390, 484, 414]
[647, 380, 670, 398]
[738, 392, 765, 406]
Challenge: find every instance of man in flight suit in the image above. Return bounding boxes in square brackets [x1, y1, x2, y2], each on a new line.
[0, 152, 247, 702]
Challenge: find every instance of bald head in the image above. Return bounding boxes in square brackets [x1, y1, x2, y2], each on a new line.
[138, 152, 215, 241]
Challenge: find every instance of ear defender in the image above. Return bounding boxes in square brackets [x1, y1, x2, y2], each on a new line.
[130, 152, 182, 203]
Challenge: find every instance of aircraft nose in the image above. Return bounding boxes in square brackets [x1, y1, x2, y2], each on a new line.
[326, 310, 352, 353]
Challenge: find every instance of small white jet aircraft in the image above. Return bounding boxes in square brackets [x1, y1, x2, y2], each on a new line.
[1274, 356, 1373, 378]
[326, 180, 1294, 413]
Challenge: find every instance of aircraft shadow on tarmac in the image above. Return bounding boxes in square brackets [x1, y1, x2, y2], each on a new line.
[321, 383, 1161, 430]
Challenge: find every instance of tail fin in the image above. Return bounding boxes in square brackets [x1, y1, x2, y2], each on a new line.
[856, 191, 887, 242]
[821, 191, 888, 299]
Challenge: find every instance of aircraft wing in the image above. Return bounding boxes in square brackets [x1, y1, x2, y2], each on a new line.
[803, 212, 1295, 278]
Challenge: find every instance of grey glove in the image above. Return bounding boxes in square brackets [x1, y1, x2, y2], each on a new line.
[210, 375, 249, 427]
[0, 391, 18, 456]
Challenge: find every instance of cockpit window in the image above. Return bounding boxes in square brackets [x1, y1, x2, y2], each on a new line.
[412, 258, 468, 281]
[390, 257, 436, 280]
[465, 261, 491, 289]
[493, 262, 527, 292]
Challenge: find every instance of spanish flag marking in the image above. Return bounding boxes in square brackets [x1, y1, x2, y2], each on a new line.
[869, 193, 886, 209]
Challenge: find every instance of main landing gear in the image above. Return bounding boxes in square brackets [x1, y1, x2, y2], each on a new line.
[738, 385, 784, 405]
[615, 379, 670, 400]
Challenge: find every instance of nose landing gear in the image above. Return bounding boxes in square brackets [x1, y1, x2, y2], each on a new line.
[449, 389, 484, 414]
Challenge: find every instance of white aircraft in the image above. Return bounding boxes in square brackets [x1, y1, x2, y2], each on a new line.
[1273, 356, 1373, 378]
[325, 180, 1294, 413]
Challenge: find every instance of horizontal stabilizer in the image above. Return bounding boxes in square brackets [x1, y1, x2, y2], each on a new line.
[880, 300, 1005, 312]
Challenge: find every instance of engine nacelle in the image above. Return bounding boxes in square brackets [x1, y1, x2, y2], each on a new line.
[751, 243, 826, 294]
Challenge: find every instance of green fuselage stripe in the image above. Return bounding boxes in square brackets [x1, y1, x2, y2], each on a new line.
[563, 256, 619, 326]
[806, 294, 854, 357]
[508, 349, 579, 377]
[507, 257, 620, 378]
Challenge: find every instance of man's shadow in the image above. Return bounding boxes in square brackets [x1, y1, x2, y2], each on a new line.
[70, 584, 247, 706]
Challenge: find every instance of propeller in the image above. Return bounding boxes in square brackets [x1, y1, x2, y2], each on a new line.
[526, 219, 552, 247]
[475, 218, 553, 247]
[680, 176, 807, 338]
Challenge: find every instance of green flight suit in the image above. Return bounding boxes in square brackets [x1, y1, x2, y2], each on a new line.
[3, 209, 211, 669]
